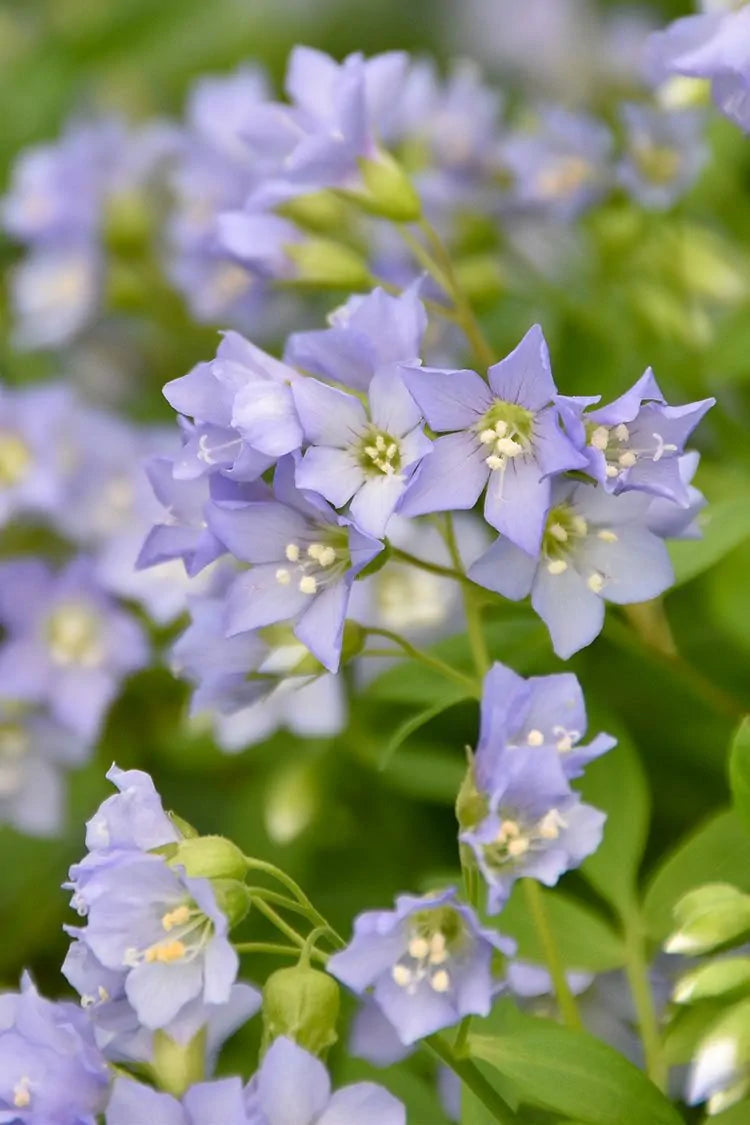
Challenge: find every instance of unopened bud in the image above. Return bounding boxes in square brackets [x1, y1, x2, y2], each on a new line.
[170, 835, 247, 880]
[151, 1027, 206, 1097]
[455, 760, 488, 832]
[262, 963, 340, 1057]
[666, 883, 750, 955]
[284, 239, 371, 291]
[351, 152, 422, 221]
[673, 956, 750, 1005]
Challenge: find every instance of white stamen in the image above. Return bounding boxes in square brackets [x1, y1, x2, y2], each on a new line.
[299, 575, 317, 595]
[307, 543, 324, 560]
[317, 546, 337, 567]
[13, 1078, 31, 1109]
[652, 433, 678, 462]
[587, 572, 605, 593]
[618, 451, 637, 469]
[495, 436, 523, 457]
[538, 809, 566, 839]
[429, 933, 448, 963]
[507, 837, 530, 857]
[375, 435, 386, 451]
[408, 936, 430, 960]
[614, 423, 630, 442]
[431, 969, 451, 993]
[547, 559, 568, 575]
[494, 419, 509, 437]
[479, 428, 497, 444]
[275, 568, 291, 585]
[386, 444, 398, 459]
[392, 964, 413, 988]
[364, 445, 378, 459]
[527, 729, 545, 746]
[590, 425, 609, 451]
[548, 522, 568, 543]
[597, 529, 618, 542]
[570, 515, 588, 536]
[285, 543, 300, 562]
[605, 464, 619, 478]
[486, 454, 505, 471]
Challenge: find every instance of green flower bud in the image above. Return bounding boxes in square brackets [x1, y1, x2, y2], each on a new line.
[674, 957, 750, 1005]
[265, 761, 320, 845]
[170, 835, 248, 880]
[262, 962, 340, 1057]
[277, 190, 349, 234]
[455, 760, 488, 832]
[666, 883, 750, 955]
[151, 1026, 206, 1097]
[284, 239, 371, 291]
[351, 152, 421, 221]
[103, 190, 152, 256]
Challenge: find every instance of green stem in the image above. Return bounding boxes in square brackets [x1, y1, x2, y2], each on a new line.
[390, 545, 473, 585]
[426, 1035, 519, 1124]
[364, 626, 481, 697]
[523, 880, 582, 1030]
[623, 905, 667, 1092]
[249, 896, 307, 949]
[243, 857, 344, 946]
[443, 514, 490, 678]
[234, 941, 327, 963]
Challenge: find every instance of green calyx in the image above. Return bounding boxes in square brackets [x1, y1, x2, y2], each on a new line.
[541, 504, 588, 562]
[479, 400, 534, 441]
[357, 428, 402, 476]
[262, 963, 340, 1057]
[411, 903, 466, 952]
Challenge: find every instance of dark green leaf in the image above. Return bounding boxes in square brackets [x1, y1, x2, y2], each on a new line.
[498, 885, 625, 973]
[669, 495, 750, 588]
[379, 699, 470, 768]
[728, 717, 750, 834]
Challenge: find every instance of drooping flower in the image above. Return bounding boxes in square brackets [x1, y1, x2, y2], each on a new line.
[163, 331, 303, 482]
[468, 480, 675, 658]
[284, 284, 427, 394]
[616, 102, 708, 211]
[0, 558, 149, 741]
[293, 366, 431, 537]
[475, 661, 616, 784]
[461, 749, 605, 913]
[106, 1075, 252, 1125]
[206, 458, 382, 672]
[0, 974, 110, 1124]
[67, 849, 239, 1030]
[645, 5, 750, 135]
[558, 369, 714, 502]
[328, 887, 514, 1044]
[244, 1035, 405, 1124]
[400, 325, 587, 555]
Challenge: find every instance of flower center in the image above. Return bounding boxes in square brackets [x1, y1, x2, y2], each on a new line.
[391, 905, 465, 995]
[274, 531, 349, 597]
[633, 143, 681, 186]
[46, 602, 105, 668]
[0, 430, 32, 488]
[541, 502, 616, 592]
[476, 401, 534, 472]
[536, 156, 593, 200]
[482, 808, 567, 870]
[13, 1077, 32, 1109]
[0, 723, 29, 797]
[358, 428, 402, 476]
[586, 421, 677, 480]
[123, 900, 211, 968]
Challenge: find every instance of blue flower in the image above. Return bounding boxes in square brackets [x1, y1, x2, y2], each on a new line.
[0, 974, 109, 1124]
[0, 558, 149, 741]
[285, 284, 427, 394]
[293, 367, 431, 537]
[245, 1035, 405, 1124]
[616, 102, 708, 211]
[206, 458, 382, 672]
[475, 661, 616, 785]
[468, 480, 675, 658]
[82, 764, 180, 854]
[328, 887, 514, 1044]
[558, 368, 714, 502]
[400, 325, 587, 555]
[106, 1075, 251, 1125]
[0, 381, 74, 528]
[461, 749, 605, 913]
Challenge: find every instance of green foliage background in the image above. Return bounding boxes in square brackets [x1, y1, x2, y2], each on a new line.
[1, 1, 749, 1118]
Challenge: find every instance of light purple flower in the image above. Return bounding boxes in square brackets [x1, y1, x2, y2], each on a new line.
[496, 107, 612, 221]
[9, 243, 102, 350]
[285, 284, 427, 393]
[475, 661, 615, 785]
[468, 480, 675, 658]
[245, 1035, 405, 1125]
[462, 749, 605, 913]
[206, 458, 382, 672]
[0, 381, 74, 527]
[0, 704, 91, 837]
[83, 764, 180, 854]
[107, 1075, 251, 1125]
[558, 369, 714, 502]
[400, 325, 587, 554]
[163, 332, 303, 482]
[67, 849, 238, 1030]
[0, 558, 149, 741]
[0, 973, 109, 1124]
[645, 6, 750, 135]
[647, 451, 706, 539]
[328, 887, 514, 1044]
[616, 103, 708, 210]
[293, 367, 431, 537]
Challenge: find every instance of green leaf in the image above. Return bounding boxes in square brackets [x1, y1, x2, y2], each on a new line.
[643, 810, 750, 941]
[669, 495, 750, 587]
[578, 736, 649, 916]
[378, 698, 470, 768]
[380, 746, 466, 804]
[497, 885, 626, 973]
[666, 883, 750, 955]
[728, 717, 750, 834]
[709, 1099, 750, 1123]
[468, 1017, 683, 1125]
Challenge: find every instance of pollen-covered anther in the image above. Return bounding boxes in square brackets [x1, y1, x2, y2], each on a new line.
[587, 571, 605, 593]
[408, 936, 430, 960]
[538, 809, 565, 840]
[479, 428, 497, 444]
[275, 568, 291, 585]
[553, 725, 579, 753]
[571, 515, 588, 536]
[13, 1078, 31, 1109]
[547, 559, 568, 575]
[145, 939, 187, 964]
[299, 575, 318, 595]
[392, 963, 413, 987]
[597, 529, 618, 542]
[527, 729, 545, 746]
[494, 420, 509, 437]
[618, 450, 637, 469]
[614, 423, 630, 442]
[431, 969, 451, 993]
[428, 932, 448, 964]
[485, 454, 505, 471]
[285, 543, 300, 562]
[590, 425, 609, 451]
[605, 465, 619, 478]
[507, 836, 530, 857]
[162, 904, 191, 932]
[548, 522, 568, 543]
[495, 436, 523, 457]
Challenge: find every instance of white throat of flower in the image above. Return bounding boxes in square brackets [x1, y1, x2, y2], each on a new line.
[46, 602, 105, 669]
[391, 913, 463, 997]
[0, 429, 32, 488]
[588, 422, 677, 481]
[484, 807, 568, 870]
[541, 503, 618, 595]
[274, 533, 347, 597]
[123, 901, 212, 969]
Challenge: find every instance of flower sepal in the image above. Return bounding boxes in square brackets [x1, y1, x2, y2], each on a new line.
[151, 1026, 206, 1098]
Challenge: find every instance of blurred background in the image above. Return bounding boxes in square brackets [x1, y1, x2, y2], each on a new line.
[1, 0, 749, 1108]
